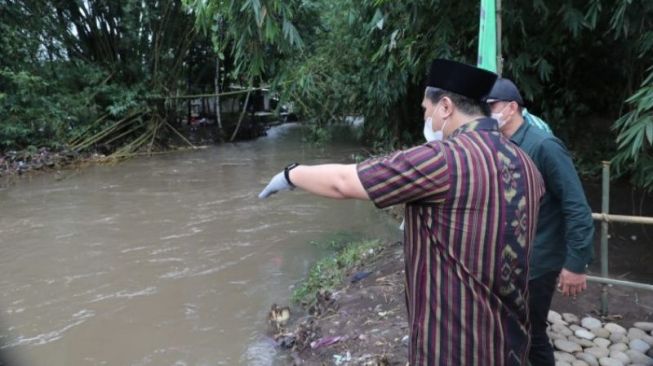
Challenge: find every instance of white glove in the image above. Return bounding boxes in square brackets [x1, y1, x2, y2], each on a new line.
[258, 171, 294, 198]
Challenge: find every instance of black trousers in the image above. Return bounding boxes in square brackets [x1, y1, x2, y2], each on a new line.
[528, 270, 559, 366]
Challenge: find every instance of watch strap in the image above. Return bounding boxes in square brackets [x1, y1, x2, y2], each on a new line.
[284, 162, 300, 188]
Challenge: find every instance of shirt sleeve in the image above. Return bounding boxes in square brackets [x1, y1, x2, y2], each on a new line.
[536, 138, 595, 273]
[356, 143, 451, 209]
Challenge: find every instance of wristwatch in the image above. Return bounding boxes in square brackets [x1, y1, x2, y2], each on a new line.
[284, 162, 300, 188]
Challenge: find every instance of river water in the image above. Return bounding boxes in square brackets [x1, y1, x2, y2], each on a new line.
[0, 124, 398, 365]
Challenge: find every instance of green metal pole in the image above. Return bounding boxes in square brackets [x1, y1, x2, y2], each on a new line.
[600, 161, 610, 315]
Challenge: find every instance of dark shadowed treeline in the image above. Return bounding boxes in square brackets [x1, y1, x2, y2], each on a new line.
[1, 0, 652, 189]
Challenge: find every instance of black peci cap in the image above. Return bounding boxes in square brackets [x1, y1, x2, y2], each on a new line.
[427, 59, 498, 101]
[486, 78, 524, 105]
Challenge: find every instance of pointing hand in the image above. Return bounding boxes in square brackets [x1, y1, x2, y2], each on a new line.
[259, 171, 293, 198]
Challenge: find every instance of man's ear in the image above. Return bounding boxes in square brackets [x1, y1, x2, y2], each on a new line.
[440, 96, 454, 118]
[509, 101, 521, 116]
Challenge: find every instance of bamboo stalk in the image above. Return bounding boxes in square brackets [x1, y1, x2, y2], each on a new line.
[101, 122, 144, 146]
[215, 56, 223, 133]
[230, 87, 253, 142]
[70, 121, 127, 151]
[592, 213, 653, 225]
[112, 131, 148, 154]
[164, 121, 196, 148]
[600, 161, 610, 315]
[587, 275, 653, 292]
[169, 28, 197, 81]
[148, 118, 162, 155]
[110, 129, 153, 159]
[70, 111, 142, 151]
[127, 146, 208, 156]
[291, 91, 312, 116]
[68, 113, 110, 146]
[151, 87, 265, 101]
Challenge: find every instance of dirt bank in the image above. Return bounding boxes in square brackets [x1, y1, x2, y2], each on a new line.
[271, 208, 653, 365]
[272, 240, 409, 365]
[0, 122, 271, 188]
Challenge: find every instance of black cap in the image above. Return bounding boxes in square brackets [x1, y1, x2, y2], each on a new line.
[427, 59, 498, 101]
[486, 78, 524, 105]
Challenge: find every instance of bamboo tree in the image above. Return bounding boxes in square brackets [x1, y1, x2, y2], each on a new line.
[214, 56, 223, 136]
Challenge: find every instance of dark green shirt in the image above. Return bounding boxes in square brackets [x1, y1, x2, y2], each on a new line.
[510, 122, 594, 279]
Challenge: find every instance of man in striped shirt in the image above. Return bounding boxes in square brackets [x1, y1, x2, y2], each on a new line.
[259, 59, 545, 365]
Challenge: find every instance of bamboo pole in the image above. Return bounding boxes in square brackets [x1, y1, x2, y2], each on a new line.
[587, 276, 653, 292]
[70, 112, 140, 151]
[169, 28, 197, 83]
[151, 87, 265, 101]
[291, 91, 311, 113]
[600, 161, 610, 315]
[164, 121, 196, 148]
[101, 122, 144, 147]
[68, 113, 110, 146]
[142, 147, 209, 155]
[581, 161, 653, 298]
[591, 213, 653, 225]
[230, 87, 253, 142]
[148, 118, 162, 155]
[109, 129, 153, 159]
[122, 146, 208, 157]
[215, 56, 223, 134]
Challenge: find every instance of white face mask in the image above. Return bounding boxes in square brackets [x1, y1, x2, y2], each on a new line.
[423, 117, 441, 142]
[491, 105, 510, 129]
[423, 115, 449, 142]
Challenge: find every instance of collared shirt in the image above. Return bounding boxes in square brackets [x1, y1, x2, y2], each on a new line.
[509, 122, 594, 279]
[357, 118, 545, 366]
[522, 108, 553, 134]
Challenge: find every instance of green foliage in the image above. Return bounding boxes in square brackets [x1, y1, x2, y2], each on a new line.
[301, 123, 364, 146]
[291, 239, 381, 305]
[612, 67, 653, 191]
[274, 0, 490, 147]
[0, 0, 209, 153]
[302, 124, 333, 145]
[272, 0, 653, 186]
[3, 0, 653, 189]
[183, 0, 309, 79]
[0, 63, 105, 150]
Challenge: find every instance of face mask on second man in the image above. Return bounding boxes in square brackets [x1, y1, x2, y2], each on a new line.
[491, 104, 510, 129]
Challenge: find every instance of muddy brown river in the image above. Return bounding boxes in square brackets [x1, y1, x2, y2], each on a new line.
[0, 124, 398, 365]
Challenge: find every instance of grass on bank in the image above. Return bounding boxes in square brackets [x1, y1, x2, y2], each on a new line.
[291, 239, 382, 306]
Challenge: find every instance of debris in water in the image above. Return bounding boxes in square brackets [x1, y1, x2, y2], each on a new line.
[333, 351, 351, 365]
[268, 303, 290, 332]
[310, 335, 345, 349]
[351, 271, 372, 283]
[308, 289, 337, 316]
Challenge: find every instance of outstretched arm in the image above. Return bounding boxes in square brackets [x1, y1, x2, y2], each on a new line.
[258, 163, 369, 200]
[289, 164, 369, 200]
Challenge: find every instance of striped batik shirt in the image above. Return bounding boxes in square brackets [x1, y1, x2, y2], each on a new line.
[357, 118, 545, 365]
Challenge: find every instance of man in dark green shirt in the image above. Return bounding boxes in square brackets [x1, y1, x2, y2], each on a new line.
[486, 78, 595, 366]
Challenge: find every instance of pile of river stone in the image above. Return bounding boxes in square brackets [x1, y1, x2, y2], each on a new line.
[548, 310, 653, 366]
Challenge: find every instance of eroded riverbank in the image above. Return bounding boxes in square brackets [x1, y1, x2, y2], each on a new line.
[272, 199, 653, 365]
[271, 237, 653, 365]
